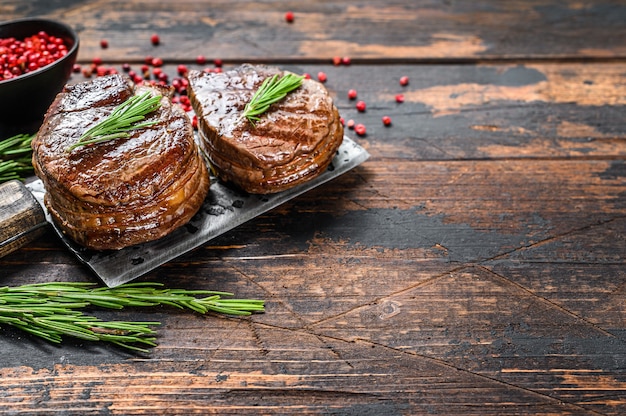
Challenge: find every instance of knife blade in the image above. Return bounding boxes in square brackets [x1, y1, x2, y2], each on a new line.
[0, 137, 369, 287]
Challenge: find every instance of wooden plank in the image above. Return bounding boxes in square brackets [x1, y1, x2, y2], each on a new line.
[55, 62, 626, 162]
[0, 330, 598, 415]
[485, 216, 626, 330]
[311, 266, 626, 415]
[2, 1, 625, 62]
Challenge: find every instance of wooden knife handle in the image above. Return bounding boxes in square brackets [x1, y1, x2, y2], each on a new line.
[0, 180, 47, 258]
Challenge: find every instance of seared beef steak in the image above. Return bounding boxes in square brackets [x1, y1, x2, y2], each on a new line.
[186, 64, 343, 194]
[32, 74, 209, 250]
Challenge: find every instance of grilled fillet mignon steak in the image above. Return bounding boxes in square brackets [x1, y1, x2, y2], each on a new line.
[186, 64, 344, 194]
[32, 74, 209, 250]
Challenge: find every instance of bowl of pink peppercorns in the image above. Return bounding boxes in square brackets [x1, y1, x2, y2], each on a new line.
[0, 18, 79, 131]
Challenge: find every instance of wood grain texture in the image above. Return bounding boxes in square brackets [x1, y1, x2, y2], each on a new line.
[2, 0, 626, 62]
[0, 0, 625, 414]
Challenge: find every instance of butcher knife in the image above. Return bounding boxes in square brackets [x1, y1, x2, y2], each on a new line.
[0, 137, 369, 287]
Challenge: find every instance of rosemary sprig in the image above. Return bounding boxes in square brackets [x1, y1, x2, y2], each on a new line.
[68, 91, 162, 151]
[241, 73, 305, 126]
[0, 282, 265, 352]
[0, 133, 34, 183]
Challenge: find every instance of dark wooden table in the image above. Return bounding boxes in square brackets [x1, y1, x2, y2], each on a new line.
[1, 1, 625, 414]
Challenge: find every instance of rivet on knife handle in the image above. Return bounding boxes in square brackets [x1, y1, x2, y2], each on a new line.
[0, 180, 48, 258]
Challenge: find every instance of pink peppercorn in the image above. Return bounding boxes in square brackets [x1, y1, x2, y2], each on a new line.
[348, 89, 357, 100]
[213, 58, 223, 67]
[395, 94, 405, 103]
[317, 72, 327, 83]
[196, 55, 206, 65]
[100, 39, 108, 49]
[150, 34, 160, 46]
[354, 123, 366, 136]
[177, 64, 188, 75]
[399, 75, 409, 86]
[96, 66, 108, 77]
[346, 119, 355, 129]
[356, 100, 366, 112]
[382, 116, 392, 126]
[285, 11, 294, 23]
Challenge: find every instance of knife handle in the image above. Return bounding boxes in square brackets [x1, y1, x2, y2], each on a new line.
[0, 180, 47, 258]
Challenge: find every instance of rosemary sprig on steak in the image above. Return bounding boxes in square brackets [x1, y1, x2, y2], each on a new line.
[68, 91, 162, 151]
[0, 281, 265, 352]
[241, 73, 304, 126]
[0, 133, 34, 183]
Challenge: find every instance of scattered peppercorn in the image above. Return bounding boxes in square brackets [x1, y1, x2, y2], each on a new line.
[213, 58, 223, 67]
[346, 119, 355, 129]
[100, 39, 108, 49]
[177, 64, 188, 76]
[196, 55, 206, 65]
[150, 34, 160, 46]
[356, 100, 366, 112]
[151, 57, 163, 67]
[285, 11, 294, 23]
[122, 63, 131, 72]
[354, 123, 366, 136]
[348, 89, 357, 100]
[341, 57, 351, 65]
[333, 56, 342, 66]
[399, 76, 409, 86]
[317, 72, 327, 82]
[395, 94, 405, 103]
[382, 116, 392, 126]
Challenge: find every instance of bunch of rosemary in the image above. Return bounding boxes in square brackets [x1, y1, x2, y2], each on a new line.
[68, 91, 162, 151]
[241, 73, 304, 126]
[0, 282, 264, 352]
[0, 133, 34, 183]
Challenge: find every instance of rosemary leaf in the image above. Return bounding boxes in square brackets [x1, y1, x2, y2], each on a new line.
[68, 92, 162, 151]
[241, 73, 305, 126]
[0, 133, 35, 183]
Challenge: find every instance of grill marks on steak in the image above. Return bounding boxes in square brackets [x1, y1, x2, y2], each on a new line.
[32, 74, 209, 250]
[187, 64, 344, 194]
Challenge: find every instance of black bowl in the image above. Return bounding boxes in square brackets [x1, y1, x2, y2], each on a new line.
[0, 18, 79, 137]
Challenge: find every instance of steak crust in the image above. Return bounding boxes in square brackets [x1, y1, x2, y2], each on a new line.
[32, 74, 209, 250]
[186, 64, 344, 194]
